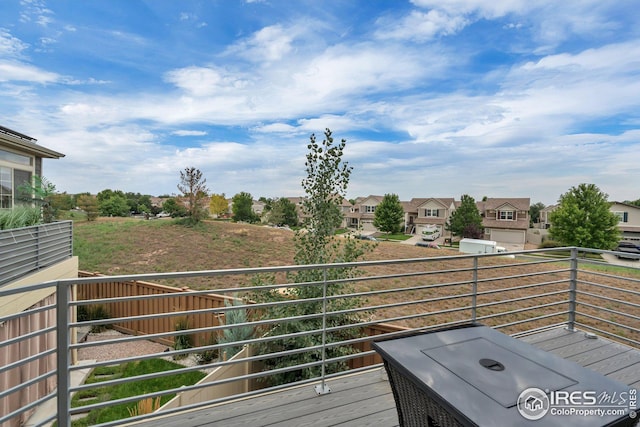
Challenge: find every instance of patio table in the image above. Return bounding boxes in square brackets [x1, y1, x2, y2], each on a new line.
[372, 323, 638, 427]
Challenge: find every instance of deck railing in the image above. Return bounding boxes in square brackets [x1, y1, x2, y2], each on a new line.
[0, 246, 638, 427]
[0, 221, 73, 286]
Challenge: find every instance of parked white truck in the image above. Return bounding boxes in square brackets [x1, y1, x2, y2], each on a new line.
[421, 225, 441, 241]
[459, 238, 507, 254]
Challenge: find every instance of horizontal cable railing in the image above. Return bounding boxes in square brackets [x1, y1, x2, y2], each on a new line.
[1, 247, 639, 427]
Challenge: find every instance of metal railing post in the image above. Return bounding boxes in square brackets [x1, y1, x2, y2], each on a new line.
[56, 281, 71, 427]
[314, 267, 331, 395]
[567, 247, 578, 331]
[471, 256, 478, 322]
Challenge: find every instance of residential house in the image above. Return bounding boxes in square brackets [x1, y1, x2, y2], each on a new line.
[1, 125, 64, 209]
[610, 202, 640, 241]
[537, 204, 557, 229]
[345, 195, 384, 232]
[404, 197, 456, 235]
[284, 196, 351, 228]
[536, 202, 640, 241]
[478, 198, 531, 245]
[0, 126, 76, 427]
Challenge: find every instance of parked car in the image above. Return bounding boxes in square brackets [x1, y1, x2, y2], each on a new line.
[356, 235, 377, 241]
[615, 241, 640, 259]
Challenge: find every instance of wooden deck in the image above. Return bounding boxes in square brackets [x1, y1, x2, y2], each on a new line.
[134, 327, 640, 427]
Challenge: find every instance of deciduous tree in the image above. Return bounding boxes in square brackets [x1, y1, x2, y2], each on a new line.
[529, 202, 546, 227]
[549, 183, 620, 249]
[373, 193, 404, 234]
[268, 197, 298, 227]
[209, 193, 229, 218]
[252, 128, 373, 386]
[161, 197, 187, 217]
[232, 192, 257, 223]
[446, 194, 483, 238]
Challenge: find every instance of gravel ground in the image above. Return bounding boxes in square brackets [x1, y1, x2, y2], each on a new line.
[78, 329, 206, 369]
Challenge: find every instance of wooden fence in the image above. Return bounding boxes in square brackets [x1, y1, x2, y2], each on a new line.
[76, 272, 404, 368]
[77, 272, 233, 347]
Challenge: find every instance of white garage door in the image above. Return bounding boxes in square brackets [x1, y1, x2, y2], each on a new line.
[361, 221, 376, 232]
[490, 229, 525, 244]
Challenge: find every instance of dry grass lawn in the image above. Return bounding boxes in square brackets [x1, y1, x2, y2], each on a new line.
[74, 218, 639, 342]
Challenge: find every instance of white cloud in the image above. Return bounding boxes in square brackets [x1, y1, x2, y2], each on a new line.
[226, 24, 295, 63]
[0, 61, 59, 83]
[164, 66, 249, 97]
[0, 29, 29, 56]
[172, 130, 207, 136]
[19, 0, 54, 27]
[376, 9, 468, 41]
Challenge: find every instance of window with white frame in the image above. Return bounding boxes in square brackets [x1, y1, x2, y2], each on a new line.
[424, 208, 439, 217]
[614, 211, 628, 223]
[498, 210, 515, 220]
[365, 205, 376, 213]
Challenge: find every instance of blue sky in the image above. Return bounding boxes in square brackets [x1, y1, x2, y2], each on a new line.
[1, 0, 639, 205]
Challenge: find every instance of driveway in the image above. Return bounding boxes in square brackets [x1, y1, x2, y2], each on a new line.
[600, 253, 640, 267]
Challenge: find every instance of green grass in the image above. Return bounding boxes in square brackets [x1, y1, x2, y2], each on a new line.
[70, 358, 205, 426]
[377, 233, 412, 241]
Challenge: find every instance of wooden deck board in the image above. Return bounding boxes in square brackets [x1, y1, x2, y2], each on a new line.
[132, 328, 639, 427]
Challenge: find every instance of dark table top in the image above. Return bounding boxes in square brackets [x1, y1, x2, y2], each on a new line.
[373, 324, 637, 426]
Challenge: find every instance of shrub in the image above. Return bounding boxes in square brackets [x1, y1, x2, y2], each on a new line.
[77, 304, 111, 332]
[539, 239, 563, 249]
[194, 333, 219, 365]
[0, 206, 41, 230]
[173, 317, 193, 359]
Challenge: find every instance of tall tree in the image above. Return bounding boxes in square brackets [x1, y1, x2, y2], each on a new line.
[161, 197, 187, 217]
[232, 192, 257, 223]
[446, 194, 483, 238]
[209, 193, 229, 218]
[549, 183, 620, 249]
[252, 128, 373, 386]
[529, 202, 546, 227]
[76, 194, 99, 221]
[373, 193, 404, 234]
[177, 167, 209, 222]
[269, 197, 298, 227]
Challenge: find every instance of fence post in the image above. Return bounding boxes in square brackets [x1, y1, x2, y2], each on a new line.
[471, 256, 478, 323]
[567, 247, 578, 331]
[56, 281, 71, 427]
[314, 267, 331, 395]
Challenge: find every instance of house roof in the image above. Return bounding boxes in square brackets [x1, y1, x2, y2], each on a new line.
[0, 125, 65, 159]
[408, 197, 455, 211]
[477, 198, 530, 211]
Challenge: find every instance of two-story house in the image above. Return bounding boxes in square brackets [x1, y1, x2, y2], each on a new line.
[535, 202, 640, 242]
[478, 198, 530, 246]
[345, 195, 384, 232]
[609, 202, 640, 241]
[403, 198, 455, 235]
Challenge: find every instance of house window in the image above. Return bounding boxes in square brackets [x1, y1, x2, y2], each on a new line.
[424, 209, 439, 217]
[614, 211, 628, 223]
[0, 167, 10, 208]
[498, 210, 515, 220]
[0, 148, 32, 166]
[0, 166, 32, 209]
[365, 205, 376, 213]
